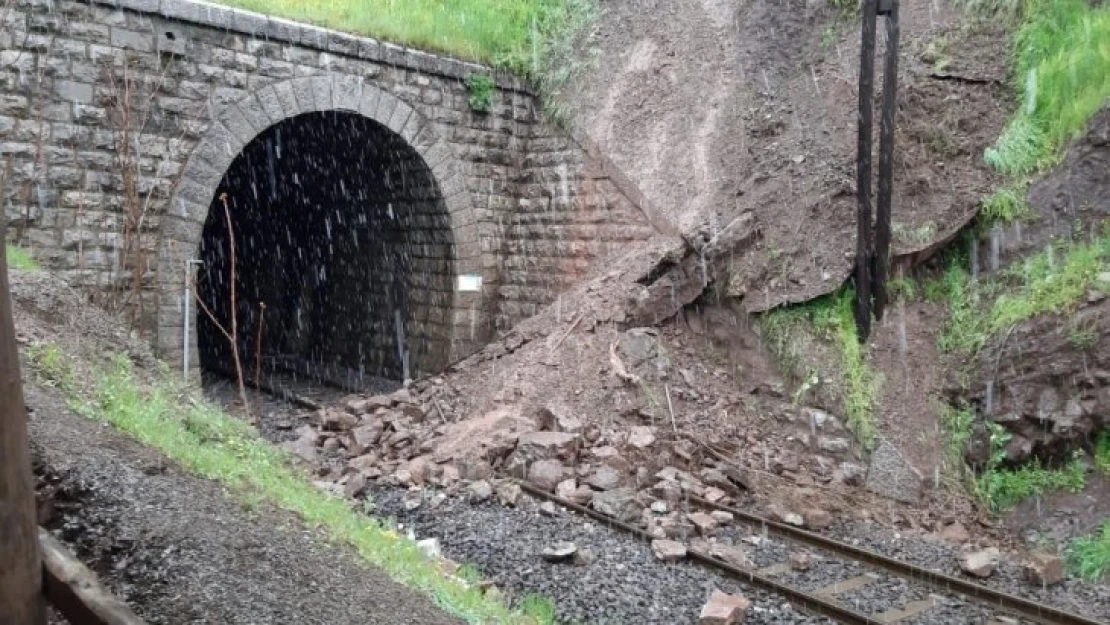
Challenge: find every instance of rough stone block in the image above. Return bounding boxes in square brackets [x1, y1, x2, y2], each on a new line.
[865, 439, 923, 504]
[110, 26, 153, 52]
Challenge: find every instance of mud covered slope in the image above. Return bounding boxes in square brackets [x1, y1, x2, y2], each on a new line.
[559, 0, 1011, 310]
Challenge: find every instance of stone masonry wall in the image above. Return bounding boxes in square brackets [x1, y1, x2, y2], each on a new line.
[0, 0, 656, 374]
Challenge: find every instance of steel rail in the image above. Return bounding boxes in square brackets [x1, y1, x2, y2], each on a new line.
[515, 480, 882, 625]
[688, 496, 1105, 625]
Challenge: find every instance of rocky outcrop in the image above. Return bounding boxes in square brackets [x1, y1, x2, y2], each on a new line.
[959, 297, 1109, 464]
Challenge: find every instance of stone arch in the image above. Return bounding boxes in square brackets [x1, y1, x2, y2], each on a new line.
[156, 75, 479, 382]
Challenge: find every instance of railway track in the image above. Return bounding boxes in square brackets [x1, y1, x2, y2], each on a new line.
[221, 374, 1105, 625]
[515, 480, 1105, 625]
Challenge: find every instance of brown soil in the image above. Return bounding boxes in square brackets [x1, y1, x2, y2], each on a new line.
[560, 0, 1010, 311]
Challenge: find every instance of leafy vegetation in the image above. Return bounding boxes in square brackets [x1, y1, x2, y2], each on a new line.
[1096, 432, 1110, 474]
[1068, 519, 1110, 581]
[25, 347, 556, 625]
[974, 423, 1085, 512]
[984, 0, 1110, 175]
[5, 243, 38, 271]
[465, 74, 496, 113]
[935, 224, 1110, 355]
[760, 289, 879, 449]
[214, 0, 585, 70]
[939, 405, 976, 481]
[979, 185, 1032, 225]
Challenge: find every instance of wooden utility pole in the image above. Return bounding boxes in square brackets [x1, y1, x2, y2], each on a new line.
[0, 213, 45, 624]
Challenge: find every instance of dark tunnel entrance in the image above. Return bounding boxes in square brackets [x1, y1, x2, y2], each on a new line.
[196, 111, 456, 388]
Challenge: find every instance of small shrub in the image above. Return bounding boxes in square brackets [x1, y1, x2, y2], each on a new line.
[465, 74, 496, 113]
[980, 185, 1032, 224]
[5, 243, 38, 271]
[977, 451, 1086, 512]
[1068, 520, 1110, 581]
[1095, 432, 1110, 474]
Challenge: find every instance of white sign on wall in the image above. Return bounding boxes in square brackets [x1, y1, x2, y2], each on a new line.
[457, 274, 483, 292]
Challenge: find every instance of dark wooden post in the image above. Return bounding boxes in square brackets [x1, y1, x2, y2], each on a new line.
[873, 0, 900, 322]
[854, 0, 879, 342]
[0, 213, 45, 624]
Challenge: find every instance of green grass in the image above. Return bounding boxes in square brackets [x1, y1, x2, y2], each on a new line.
[760, 289, 879, 450]
[26, 348, 556, 625]
[940, 405, 976, 480]
[976, 453, 1086, 512]
[5, 243, 38, 271]
[211, 0, 595, 75]
[1068, 519, 1110, 581]
[983, 0, 1110, 175]
[936, 224, 1110, 355]
[979, 185, 1033, 225]
[1096, 432, 1110, 474]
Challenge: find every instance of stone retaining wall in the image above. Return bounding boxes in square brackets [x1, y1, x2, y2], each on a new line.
[0, 0, 656, 376]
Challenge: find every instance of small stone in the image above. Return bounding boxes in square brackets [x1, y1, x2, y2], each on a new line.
[804, 508, 833, 530]
[537, 401, 584, 433]
[780, 511, 805, 527]
[704, 486, 727, 503]
[459, 457, 493, 481]
[281, 429, 318, 463]
[1023, 551, 1065, 586]
[343, 472, 367, 498]
[467, 480, 493, 503]
[539, 501, 558, 516]
[865, 440, 923, 504]
[585, 465, 623, 491]
[699, 589, 750, 624]
[833, 462, 866, 486]
[650, 501, 669, 514]
[528, 459, 569, 492]
[541, 541, 578, 563]
[591, 487, 641, 522]
[555, 478, 578, 500]
[394, 468, 413, 486]
[628, 426, 657, 448]
[817, 437, 851, 453]
[709, 543, 752, 569]
[389, 388, 413, 404]
[399, 404, 426, 423]
[789, 552, 813, 570]
[960, 547, 1001, 578]
[321, 409, 359, 431]
[408, 457, 429, 485]
[516, 431, 580, 461]
[573, 547, 597, 566]
[416, 538, 441, 559]
[688, 512, 719, 536]
[940, 522, 970, 544]
[652, 539, 688, 562]
[710, 511, 734, 524]
[403, 492, 423, 511]
[352, 422, 384, 447]
[496, 482, 522, 506]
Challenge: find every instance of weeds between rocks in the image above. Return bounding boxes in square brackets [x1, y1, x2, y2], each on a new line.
[5, 243, 38, 271]
[759, 289, 879, 451]
[1069, 519, 1110, 582]
[23, 346, 559, 625]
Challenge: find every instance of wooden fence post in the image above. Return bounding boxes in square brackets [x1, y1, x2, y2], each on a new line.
[0, 214, 45, 624]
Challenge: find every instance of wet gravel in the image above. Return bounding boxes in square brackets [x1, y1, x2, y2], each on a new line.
[828, 520, 1110, 622]
[371, 487, 833, 625]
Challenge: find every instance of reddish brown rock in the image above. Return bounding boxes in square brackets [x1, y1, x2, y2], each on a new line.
[652, 539, 687, 562]
[528, 459, 569, 492]
[1023, 551, 1065, 586]
[699, 589, 750, 624]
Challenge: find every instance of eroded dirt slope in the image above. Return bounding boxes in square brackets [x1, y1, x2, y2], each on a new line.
[561, 0, 1010, 311]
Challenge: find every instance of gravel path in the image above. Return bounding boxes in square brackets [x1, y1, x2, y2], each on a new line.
[27, 383, 461, 625]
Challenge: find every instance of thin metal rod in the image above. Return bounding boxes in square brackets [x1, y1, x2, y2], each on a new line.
[855, 0, 879, 342]
[873, 0, 900, 322]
